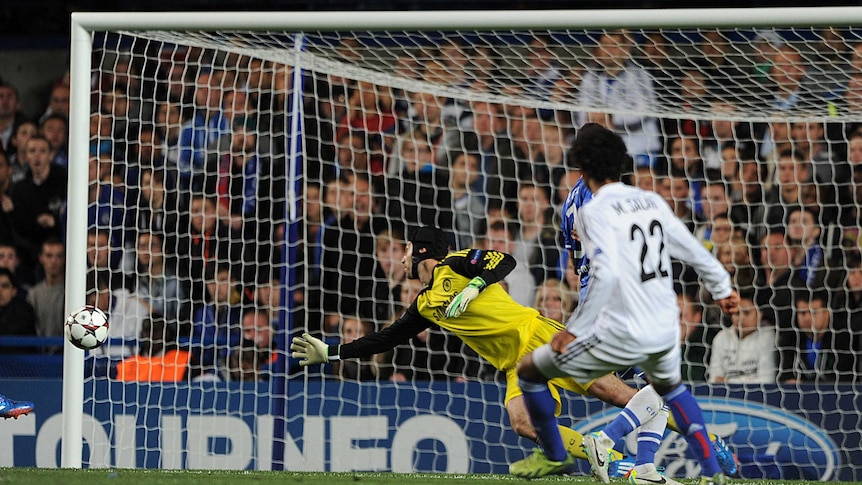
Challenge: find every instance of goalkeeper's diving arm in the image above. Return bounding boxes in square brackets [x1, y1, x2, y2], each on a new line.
[291, 311, 430, 365]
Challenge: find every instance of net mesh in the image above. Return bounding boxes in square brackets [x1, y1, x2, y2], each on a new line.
[78, 23, 862, 476]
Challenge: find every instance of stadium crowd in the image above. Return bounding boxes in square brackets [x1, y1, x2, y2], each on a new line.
[0, 28, 861, 384]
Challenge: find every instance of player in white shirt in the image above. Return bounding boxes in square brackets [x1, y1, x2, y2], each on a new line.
[509, 124, 739, 485]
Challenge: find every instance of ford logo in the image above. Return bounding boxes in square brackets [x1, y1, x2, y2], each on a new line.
[574, 397, 841, 480]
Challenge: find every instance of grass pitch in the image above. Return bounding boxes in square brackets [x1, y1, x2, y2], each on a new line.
[0, 469, 858, 485]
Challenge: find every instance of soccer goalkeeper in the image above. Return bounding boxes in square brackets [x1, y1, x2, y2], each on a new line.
[293, 225, 664, 475]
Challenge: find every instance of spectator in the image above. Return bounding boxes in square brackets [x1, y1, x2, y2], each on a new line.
[401, 90, 452, 163]
[806, 28, 850, 101]
[758, 114, 792, 191]
[9, 135, 67, 256]
[708, 289, 777, 384]
[484, 220, 534, 307]
[765, 149, 810, 226]
[511, 115, 560, 186]
[839, 252, 862, 335]
[293, 182, 324, 333]
[133, 231, 185, 324]
[631, 164, 657, 194]
[88, 154, 131, 251]
[334, 316, 376, 381]
[764, 44, 815, 112]
[665, 135, 705, 217]
[98, 86, 131, 158]
[216, 115, 285, 245]
[697, 29, 751, 104]
[522, 34, 561, 104]
[40, 113, 68, 168]
[86, 228, 121, 274]
[134, 168, 180, 235]
[26, 238, 65, 337]
[678, 291, 718, 382]
[448, 149, 485, 250]
[577, 30, 661, 161]
[190, 263, 243, 376]
[153, 99, 185, 170]
[177, 69, 230, 193]
[246, 275, 281, 346]
[0, 268, 37, 351]
[778, 288, 859, 383]
[695, 180, 733, 244]
[715, 236, 756, 290]
[384, 131, 452, 232]
[733, 158, 769, 246]
[86, 269, 149, 358]
[0, 83, 25, 154]
[754, 227, 806, 329]
[40, 83, 70, 123]
[115, 317, 192, 382]
[320, 172, 383, 331]
[7, 120, 38, 184]
[225, 338, 266, 382]
[515, 182, 561, 285]
[89, 112, 113, 159]
[665, 173, 697, 233]
[720, 142, 744, 198]
[533, 278, 574, 325]
[128, 124, 166, 179]
[0, 242, 32, 294]
[330, 128, 372, 182]
[372, 228, 407, 324]
[786, 206, 831, 287]
[700, 213, 735, 255]
[459, 100, 518, 208]
[336, 80, 396, 147]
[175, 194, 246, 303]
[699, 102, 754, 173]
[789, 120, 845, 224]
[240, 308, 275, 358]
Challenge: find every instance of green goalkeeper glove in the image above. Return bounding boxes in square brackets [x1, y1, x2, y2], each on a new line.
[445, 277, 486, 318]
[290, 333, 331, 366]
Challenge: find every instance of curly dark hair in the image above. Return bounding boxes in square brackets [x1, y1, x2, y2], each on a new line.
[571, 123, 630, 184]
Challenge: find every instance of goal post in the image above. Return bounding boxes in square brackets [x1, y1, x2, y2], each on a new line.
[65, 8, 862, 478]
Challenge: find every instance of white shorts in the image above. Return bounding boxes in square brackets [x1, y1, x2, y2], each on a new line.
[532, 330, 682, 386]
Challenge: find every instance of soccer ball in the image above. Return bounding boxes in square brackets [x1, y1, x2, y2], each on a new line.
[65, 305, 110, 351]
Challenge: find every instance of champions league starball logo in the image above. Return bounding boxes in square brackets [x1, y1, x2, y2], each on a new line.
[576, 397, 841, 481]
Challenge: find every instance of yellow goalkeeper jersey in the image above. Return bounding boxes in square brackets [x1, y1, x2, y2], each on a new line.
[338, 248, 565, 372]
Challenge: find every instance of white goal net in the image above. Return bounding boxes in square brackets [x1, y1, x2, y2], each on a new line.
[66, 9, 861, 480]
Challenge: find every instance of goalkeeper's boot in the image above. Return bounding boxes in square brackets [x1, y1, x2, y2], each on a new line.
[0, 395, 34, 419]
[709, 433, 738, 476]
[509, 448, 576, 479]
[582, 431, 614, 484]
[625, 463, 683, 485]
[699, 472, 728, 485]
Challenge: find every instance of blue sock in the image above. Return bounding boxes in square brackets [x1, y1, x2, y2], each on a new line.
[634, 407, 667, 467]
[663, 383, 721, 476]
[603, 408, 640, 442]
[519, 378, 567, 462]
[635, 430, 662, 466]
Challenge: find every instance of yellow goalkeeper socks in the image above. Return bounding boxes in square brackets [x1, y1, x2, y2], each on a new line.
[558, 425, 589, 460]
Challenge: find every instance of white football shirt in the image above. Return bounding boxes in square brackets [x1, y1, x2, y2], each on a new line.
[570, 182, 732, 355]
